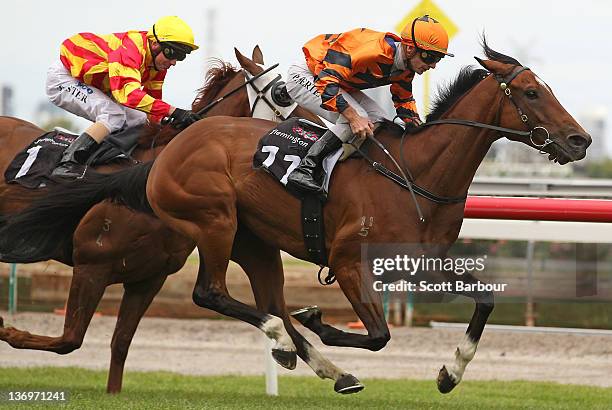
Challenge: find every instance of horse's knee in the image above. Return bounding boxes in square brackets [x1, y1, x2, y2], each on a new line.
[369, 332, 391, 351]
[56, 339, 82, 355]
[192, 288, 224, 310]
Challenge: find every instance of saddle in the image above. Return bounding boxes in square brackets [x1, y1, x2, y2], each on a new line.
[253, 118, 375, 282]
[5, 127, 143, 189]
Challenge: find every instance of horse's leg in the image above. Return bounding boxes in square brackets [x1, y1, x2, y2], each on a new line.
[293, 263, 390, 351]
[436, 272, 495, 393]
[231, 227, 363, 394]
[0, 265, 108, 353]
[106, 274, 167, 394]
[190, 214, 296, 369]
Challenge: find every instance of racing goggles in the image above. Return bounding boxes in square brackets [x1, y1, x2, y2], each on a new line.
[152, 24, 191, 61]
[160, 42, 190, 61]
[419, 49, 444, 65]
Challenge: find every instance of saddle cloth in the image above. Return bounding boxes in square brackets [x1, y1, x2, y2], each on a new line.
[5, 128, 139, 189]
[4, 130, 76, 189]
[253, 117, 343, 193]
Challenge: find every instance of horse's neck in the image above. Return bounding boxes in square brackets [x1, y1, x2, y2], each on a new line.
[405, 79, 501, 199]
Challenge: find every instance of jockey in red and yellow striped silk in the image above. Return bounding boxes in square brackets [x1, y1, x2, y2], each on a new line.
[60, 31, 171, 122]
[46, 16, 202, 179]
[285, 15, 454, 194]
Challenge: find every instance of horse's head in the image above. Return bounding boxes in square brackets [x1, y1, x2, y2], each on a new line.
[474, 40, 591, 164]
[235, 47, 323, 125]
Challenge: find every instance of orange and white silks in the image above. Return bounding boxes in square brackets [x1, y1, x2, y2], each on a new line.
[302, 28, 419, 121]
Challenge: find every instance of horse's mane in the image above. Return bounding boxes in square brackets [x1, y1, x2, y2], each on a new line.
[192, 59, 240, 112]
[136, 59, 240, 148]
[426, 36, 521, 122]
[426, 67, 488, 121]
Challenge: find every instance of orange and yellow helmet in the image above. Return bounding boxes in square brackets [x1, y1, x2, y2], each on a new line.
[400, 15, 453, 57]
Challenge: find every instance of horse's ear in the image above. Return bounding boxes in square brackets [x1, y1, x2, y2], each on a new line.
[252, 45, 264, 65]
[235, 47, 260, 74]
[474, 57, 507, 75]
[474, 56, 488, 69]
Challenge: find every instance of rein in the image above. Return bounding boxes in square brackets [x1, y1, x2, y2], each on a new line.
[356, 65, 554, 222]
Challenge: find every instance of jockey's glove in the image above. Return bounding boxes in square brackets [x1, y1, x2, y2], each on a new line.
[405, 116, 423, 128]
[166, 108, 202, 130]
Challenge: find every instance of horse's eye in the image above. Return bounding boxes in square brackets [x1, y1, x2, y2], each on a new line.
[525, 90, 538, 99]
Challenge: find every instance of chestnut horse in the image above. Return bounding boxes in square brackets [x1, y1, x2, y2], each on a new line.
[0, 41, 591, 393]
[0, 47, 361, 395]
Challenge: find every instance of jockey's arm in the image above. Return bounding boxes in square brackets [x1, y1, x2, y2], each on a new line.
[341, 104, 374, 139]
[313, 67, 373, 139]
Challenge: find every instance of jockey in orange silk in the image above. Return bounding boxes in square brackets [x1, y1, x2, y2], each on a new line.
[285, 15, 453, 194]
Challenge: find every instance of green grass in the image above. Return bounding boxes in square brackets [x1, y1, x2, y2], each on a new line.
[0, 368, 610, 409]
[413, 299, 612, 329]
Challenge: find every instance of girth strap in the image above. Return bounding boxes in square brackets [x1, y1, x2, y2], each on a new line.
[301, 194, 336, 285]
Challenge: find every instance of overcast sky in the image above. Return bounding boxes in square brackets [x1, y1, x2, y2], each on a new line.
[2, 0, 611, 153]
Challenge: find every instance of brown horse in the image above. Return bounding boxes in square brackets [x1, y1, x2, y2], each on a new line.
[0, 47, 362, 395]
[0, 41, 591, 393]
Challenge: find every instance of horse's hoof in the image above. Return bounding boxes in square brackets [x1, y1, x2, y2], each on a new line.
[290, 305, 321, 326]
[271, 348, 297, 370]
[437, 365, 458, 394]
[334, 374, 364, 394]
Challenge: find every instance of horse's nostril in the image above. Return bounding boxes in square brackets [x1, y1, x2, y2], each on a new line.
[568, 134, 590, 149]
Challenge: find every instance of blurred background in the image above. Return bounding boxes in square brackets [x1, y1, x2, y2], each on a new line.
[1, 0, 611, 328]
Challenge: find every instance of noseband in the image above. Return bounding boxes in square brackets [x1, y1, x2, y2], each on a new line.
[243, 67, 296, 121]
[494, 66, 553, 150]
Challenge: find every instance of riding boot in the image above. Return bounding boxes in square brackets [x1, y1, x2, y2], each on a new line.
[286, 130, 343, 193]
[51, 132, 100, 178]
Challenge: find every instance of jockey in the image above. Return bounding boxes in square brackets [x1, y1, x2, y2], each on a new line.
[46, 15, 201, 178]
[285, 15, 453, 193]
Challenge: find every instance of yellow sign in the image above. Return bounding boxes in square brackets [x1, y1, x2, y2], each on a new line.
[395, 0, 459, 40]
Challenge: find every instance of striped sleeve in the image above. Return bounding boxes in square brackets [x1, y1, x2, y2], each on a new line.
[390, 74, 419, 122]
[143, 70, 166, 100]
[108, 33, 171, 121]
[308, 45, 353, 113]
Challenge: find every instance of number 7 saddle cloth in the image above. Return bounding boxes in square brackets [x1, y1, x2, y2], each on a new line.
[253, 117, 344, 194]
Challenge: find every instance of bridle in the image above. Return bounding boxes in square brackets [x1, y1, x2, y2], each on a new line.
[352, 65, 555, 222]
[192, 63, 282, 117]
[153, 63, 291, 154]
[243, 64, 297, 121]
[421, 66, 553, 150]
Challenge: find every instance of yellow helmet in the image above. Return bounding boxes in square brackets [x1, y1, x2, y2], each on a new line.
[148, 16, 199, 51]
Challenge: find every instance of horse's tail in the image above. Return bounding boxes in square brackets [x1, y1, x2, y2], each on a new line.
[0, 162, 154, 263]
